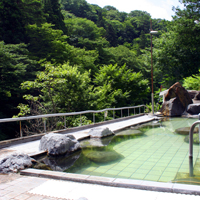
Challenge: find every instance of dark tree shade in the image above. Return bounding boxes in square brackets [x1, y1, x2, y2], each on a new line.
[43, 0, 66, 33]
[0, 0, 26, 44]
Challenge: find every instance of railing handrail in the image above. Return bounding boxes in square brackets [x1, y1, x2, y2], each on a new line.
[189, 119, 200, 177]
[0, 105, 149, 138]
[0, 105, 148, 123]
[189, 120, 200, 158]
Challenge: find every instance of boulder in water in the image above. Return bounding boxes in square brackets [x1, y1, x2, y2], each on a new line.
[160, 82, 193, 116]
[116, 129, 143, 136]
[187, 103, 200, 115]
[84, 150, 123, 163]
[88, 127, 114, 138]
[160, 97, 185, 116]
[39, 133, 80, 156]
[175, 127, 199, 135]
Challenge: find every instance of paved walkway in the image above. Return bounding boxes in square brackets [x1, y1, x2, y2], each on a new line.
[1, 174, 200, 200]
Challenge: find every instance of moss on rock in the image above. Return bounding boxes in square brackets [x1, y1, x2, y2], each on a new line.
[115, 129, 143, 137]
[84, 150, 124, 163]
[175, 127, 199, 135]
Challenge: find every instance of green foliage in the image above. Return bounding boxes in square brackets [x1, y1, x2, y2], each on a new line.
[0, 41, 36, 117]
[0, 0, 26, 44]
[60, 0, 98, 22]
[26, 22, 98, 73]
[183, 70, 200, 90]
[0, 41, 37, 140]
[145, 93, 162, 113]
[153, 0, 200, 87]
[21, 0, 46, 26]
[69, 116, 92, 127]
[43, 0, 66, 33]
[26, 23, 68, 63]
[107, 46, 139, 71]
[14, 104, 31, 117]
[21, 63, 93, 113]
[93, 64, 150, 109]
[64, 17, 107, 50]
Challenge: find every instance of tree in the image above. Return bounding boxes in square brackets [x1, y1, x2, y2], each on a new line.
[153, 0, 200, 87]
[128, 10, 151, 18]
[103, 6, 117, 11]
[124, 20, 138, 43]
[0, 0, 26, 44]
[104, 20, 118, 47]
[20, 0, 46, 26]
[26, 23, 69, 63]
[108, 46, 140, 71]
[183, 69, 200, 90]
[0, 42, 37, 140]
[93, 64, 149, 109]
[64, 17, 107, 49]
[21, 63, 93, 113]
[0, 42, 36, 117]
[0, 0, 48, 44]
[61, 0, 98, 22]
[43, 0, 66, 33]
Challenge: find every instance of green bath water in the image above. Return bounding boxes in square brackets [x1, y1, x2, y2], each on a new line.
[36, 117, 200, 184]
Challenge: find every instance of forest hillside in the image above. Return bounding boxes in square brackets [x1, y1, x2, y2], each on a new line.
[0, 0, 199, 140]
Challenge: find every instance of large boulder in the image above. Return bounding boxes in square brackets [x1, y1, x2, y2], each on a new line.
[161, 82, 193, 116]
[84, 150, 123, 163]
[160, 97, 185, 116]
[0, 153, 33, 174]
[39, 133, 80, 155]
[88, 127, 114, 138]
[188, 90, 198, 99]
[80, 136, 113, 148]
[187, 103, 200, 115]
[115, 129, 143, 136]
[165, 82, 192, 107]
[194, 91, 200, 100]
[175, 127, 199, 135]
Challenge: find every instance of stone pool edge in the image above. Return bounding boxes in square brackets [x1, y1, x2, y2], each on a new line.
[20, 168, 200, 195]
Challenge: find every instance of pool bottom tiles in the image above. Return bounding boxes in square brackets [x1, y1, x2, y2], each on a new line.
[71, 118, 200, 184]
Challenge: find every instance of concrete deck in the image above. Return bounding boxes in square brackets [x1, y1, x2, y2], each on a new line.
[1, 173, 200, 200]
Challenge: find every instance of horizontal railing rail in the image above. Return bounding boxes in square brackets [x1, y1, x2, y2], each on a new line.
[0, 105, 149, 138]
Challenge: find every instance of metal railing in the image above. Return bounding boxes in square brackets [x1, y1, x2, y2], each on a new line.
[0, 105, 149, 138]
[189, 114, 200, 176]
